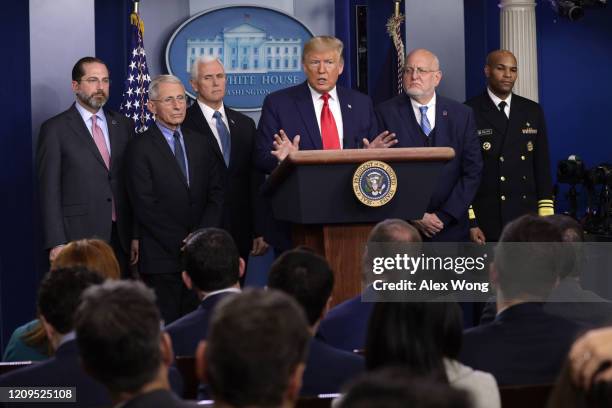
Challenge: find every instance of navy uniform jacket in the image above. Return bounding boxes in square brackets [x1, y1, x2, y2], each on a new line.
[460, 302, 585, 386]
[317, 294, 374, 353]
[183, 103, 265, 260]
[376, 94, 482, 241]
[465, 92, 553, 241]
[165, 291, 236, 357]
[300, 337, 365, 396]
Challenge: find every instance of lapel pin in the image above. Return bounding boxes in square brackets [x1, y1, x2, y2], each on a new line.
[111, 120, 117, 125]
[347, 104, 352, 109]
[443, 110, 448, 117]
[230, 119, 235, 125]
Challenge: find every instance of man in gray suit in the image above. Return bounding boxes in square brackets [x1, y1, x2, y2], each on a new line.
[36, 57, 137, 273]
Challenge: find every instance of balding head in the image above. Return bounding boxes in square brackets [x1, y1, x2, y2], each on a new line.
[486, 49, 517, 67]
[403, 48, 442, 104]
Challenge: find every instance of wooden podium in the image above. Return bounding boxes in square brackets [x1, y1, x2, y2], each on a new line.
[263, 147, 454, 305]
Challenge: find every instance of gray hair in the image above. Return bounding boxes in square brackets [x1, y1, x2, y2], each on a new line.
[190, 56, 224, 80]
[148, 74, 184, 100]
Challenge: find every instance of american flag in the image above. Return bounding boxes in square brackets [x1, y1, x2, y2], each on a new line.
[120, 3, 153, 133]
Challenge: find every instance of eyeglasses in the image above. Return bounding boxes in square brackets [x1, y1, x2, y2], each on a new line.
[403, 67, 438, 77]
[80, 77, 111, 85]
[151, 95, 187, 105]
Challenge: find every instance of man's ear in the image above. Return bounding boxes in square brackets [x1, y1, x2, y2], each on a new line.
[182, 271, 193, 290]
[195, 340, 209, 383]
[238, 257, 246, 279]
[484, 64, 491, 78]
[160, 332, 174, 367]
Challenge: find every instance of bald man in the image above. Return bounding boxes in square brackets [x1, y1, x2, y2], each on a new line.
[465, 50, 553, 243]
[376, 49, 482, 242]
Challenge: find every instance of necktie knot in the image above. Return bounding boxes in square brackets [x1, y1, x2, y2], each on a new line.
[213, 110, 222, 119]
[321, 93, 330, 104]
[173, 130, 181, 141]
[419, 106, 428, 115]
[498, 101, 507, 111]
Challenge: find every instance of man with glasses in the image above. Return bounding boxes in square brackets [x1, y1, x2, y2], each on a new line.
[126, 75, 224, 323]
[36, 57, 137, 274]
[376, 49, 482, 242]
[465, 50, 553, 244]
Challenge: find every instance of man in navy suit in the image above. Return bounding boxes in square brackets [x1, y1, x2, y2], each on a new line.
[460, 215, 586, 385]
[268, 249, 365, 396]
[165, 228, 243, 356]
[0, 267, 109, 407]
[376, 49, 482, 242]
[317, 219, 422, 353]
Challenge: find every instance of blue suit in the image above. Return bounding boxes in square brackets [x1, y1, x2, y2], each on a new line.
[317, 294, 374, 353]
[165, 292, 236, 357]
[255, 81, 379, 174]
[376, 94, 482, 241]
[300, 337, 365, 396]
[460, 302, 586, 385]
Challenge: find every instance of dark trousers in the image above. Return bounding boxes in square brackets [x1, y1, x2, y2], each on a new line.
[141, 273, 199, 324]
[110, 222, 130, 279]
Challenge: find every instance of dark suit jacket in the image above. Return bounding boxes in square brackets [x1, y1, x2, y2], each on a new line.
[36, 104, 134, 251]
[376, 94, 482, 241]
[255, 81, 379, 174]
[465, 92, 553, 240]
[165, 291, 236, 356]
[121, 389, 198, 408]
[460, 302, 586, 385]
[300, 337, 365, 396]
[0, 340, 110, 407]
[317, 294, 374, 353]
[125, 124, 224, 275]
[183, 103, 264, 259]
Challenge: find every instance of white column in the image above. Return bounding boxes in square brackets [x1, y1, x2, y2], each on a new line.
[499, 0, 539, 102]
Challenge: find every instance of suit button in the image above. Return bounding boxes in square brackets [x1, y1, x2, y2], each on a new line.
[499, 156, 504, 162]
[523, 176, 527, 180]
[107, 198, 112, 202]
[501, 195, 506, 201]
[521, 155, 525, 160]
[522, 195, 527, 199]
[500, 176, 506, 181]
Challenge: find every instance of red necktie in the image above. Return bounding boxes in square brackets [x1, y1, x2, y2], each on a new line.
[91, 115, 116, 221]
[320, 93, 340, 149]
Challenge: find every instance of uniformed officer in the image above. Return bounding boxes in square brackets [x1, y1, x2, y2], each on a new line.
[465, 50, 554, 243]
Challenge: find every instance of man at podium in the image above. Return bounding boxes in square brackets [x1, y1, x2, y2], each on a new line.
[377, 49, 482, 242]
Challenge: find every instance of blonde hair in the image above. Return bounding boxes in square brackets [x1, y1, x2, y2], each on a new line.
[302, 36, 344, 63]
[51, 238, 120, 280]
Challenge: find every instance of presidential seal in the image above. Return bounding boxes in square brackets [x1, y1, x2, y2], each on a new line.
[352, 160, 397, 207]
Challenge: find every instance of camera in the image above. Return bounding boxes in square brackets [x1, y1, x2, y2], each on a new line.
[548, 0, 607, 21]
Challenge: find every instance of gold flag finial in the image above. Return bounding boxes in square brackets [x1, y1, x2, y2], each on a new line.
[130, 1, 145, 34]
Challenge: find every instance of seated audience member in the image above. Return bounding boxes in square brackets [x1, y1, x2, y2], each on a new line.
[0, 267, 109, 407]
[165, 228, 243, 356]
[366, 302, 500, 408]
[317, 219, 421, 352]
[339, 367, 471, 408]
[569, 327, 612, 390]
[479, 214, 612, 327]
[268, 249, 365, 396]
[196, 288, 310, 408]
[3, 238, 120, 362]
[75, 280, 196, 407]
[547, 359, 612, 408]
[460, 214, 586, 385]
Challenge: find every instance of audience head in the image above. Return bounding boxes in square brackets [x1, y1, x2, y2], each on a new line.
[198, 288, 310, 408]
[547, 214, 585, 279]
[267, 249, 334, 327]
[366, 302, 463, 383]
[302, 36, 344, 94]
[182, 228, 244, 296]
[403, 48, 442, 105]
[51, 238, 120, 280]
[37, 266, 104, 345]
[190, 56, 226, 109]
[485, 49, 518, 99]
[339, 368, 470, 408]
[75, 280, 172, 398]
[71, 57, 109, 112]
[493, 214, 564, 300]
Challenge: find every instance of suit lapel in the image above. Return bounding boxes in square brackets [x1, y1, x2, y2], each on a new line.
[478, 92, 509, 136]
[226, 108, 242, 170]
[397, 95, 423, 147]
[295, 83, 322, 150]
[503, 94, 526, 152]
[188, 103, 224, 163]
[104, 110, 119, 170]
[67, 104, 108, 169]
[337, 87, 356, 148]
[434, 95, 450, 147]
[150, 125, 189, 189]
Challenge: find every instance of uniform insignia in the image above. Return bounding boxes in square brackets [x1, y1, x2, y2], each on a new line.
[522, 127, 538, 135]
[478, 129, 493, 136]
[353, 160, 397, 207]
[443, 110, 448, 116]
[527, 141, 533, 151]
[483, 142, 491, 151]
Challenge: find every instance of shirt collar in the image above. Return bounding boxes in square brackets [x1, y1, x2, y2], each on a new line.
[156, 121, 181, 138]
[307, 83, 339, 102]
[487, 87, 512, 109]
[203, 287, 241, 301]
[198, 99, 226, 123]
[410, 92, 436, 112]
[75, 101, 105, 124]
[58, 331, 76, 348]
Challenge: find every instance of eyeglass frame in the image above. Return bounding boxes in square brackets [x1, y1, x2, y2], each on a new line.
[403, 67, 439, 77]
[150, 95, 188, 105]
[79, 77, 112, 85]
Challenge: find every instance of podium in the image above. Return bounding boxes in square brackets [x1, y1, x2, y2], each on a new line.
[264, 147, 454, 305]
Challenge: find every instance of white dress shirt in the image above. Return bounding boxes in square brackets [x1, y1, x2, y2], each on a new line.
[197, 99, 231, 154]
[410, 93, 437, 131]
[308, 84, 344, 148]
[487, 87, 512, 119]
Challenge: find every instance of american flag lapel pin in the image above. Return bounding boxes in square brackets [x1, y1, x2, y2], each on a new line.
[111, 120, 117, 125]
[348, 104, 352, 109]
[443, 110, 448, 117]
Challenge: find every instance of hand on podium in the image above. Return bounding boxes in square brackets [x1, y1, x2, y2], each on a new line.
[362, 130, 397, 148]
[271, 129, 300, 163]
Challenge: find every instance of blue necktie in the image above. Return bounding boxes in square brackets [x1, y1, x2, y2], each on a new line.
[419, 106, 432, 137]
[173, 131, 187, 182]
[213, 111, 231, 167]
